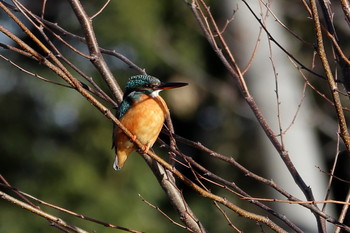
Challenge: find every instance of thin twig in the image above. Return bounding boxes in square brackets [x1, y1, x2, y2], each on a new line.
[309, 0, 350, 150]
[90, 0, 110, 19]
[190, 1, 325, 231]
[317, 165, 350, 185]
[335, 190, 350, 233]
[138, 194, 192, 232]
[242, 0, 325, 80]
[0, 53, 71, 88]
[0, 183, 144, 233]
[322, 131, 341, 214]
[158, 135, 304, 233]
[33, 16, 146, 74]
[67, 0, 123, 103]
[167, 132, 350, 231]
[240, 196, 350, 206]
[0, 190, 89, 233]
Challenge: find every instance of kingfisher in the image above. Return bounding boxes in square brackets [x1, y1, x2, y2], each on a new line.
[112, 75, 188, 170]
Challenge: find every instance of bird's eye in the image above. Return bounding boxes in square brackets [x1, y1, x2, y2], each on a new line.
[144, 83, 158, 89]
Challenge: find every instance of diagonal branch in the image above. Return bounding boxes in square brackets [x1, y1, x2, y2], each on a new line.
[0, 190, 89, 233]
[309, 0, 350, 151]
[189, 1, 328, 232]
[0, 2, 208, 232]
[0, 10, 286, 229]
[0, 181, 144, 233]
[67, 0, 123, 103]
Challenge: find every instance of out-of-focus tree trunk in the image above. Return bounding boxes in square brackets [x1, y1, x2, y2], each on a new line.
[221, 1, 333, 231]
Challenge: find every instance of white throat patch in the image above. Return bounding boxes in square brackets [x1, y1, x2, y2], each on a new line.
[150, 90, 161, 97]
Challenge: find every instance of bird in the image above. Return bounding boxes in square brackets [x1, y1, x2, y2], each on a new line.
[112, 75, 188, 170]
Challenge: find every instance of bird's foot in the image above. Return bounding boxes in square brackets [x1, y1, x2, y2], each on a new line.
[129, 134, 137, 142]
[138, 144, 150, 154]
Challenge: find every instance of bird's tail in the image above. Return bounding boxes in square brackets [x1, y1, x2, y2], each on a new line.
[113, 149, 131, 170]
[113, 156, 121, 170]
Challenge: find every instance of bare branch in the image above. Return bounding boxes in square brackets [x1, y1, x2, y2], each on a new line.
[340, 0, 350, 27]
[138, 194, 192, 232]
[0, 181, 144, 233]
[0, 190, 89, 233]
[309, 0, 350, 152]
[189, 2, 327, 231]
[90, 0, 110, 20]
[67, 0, 123, 103]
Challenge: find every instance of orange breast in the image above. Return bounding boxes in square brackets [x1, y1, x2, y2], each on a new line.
[113, 94, 169, 169]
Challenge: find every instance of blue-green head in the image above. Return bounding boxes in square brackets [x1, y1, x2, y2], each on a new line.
[117, 75, 188, 118]
[123, 75, 162, 98]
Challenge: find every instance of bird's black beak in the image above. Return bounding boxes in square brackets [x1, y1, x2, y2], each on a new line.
[157, 82, 188, 90]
